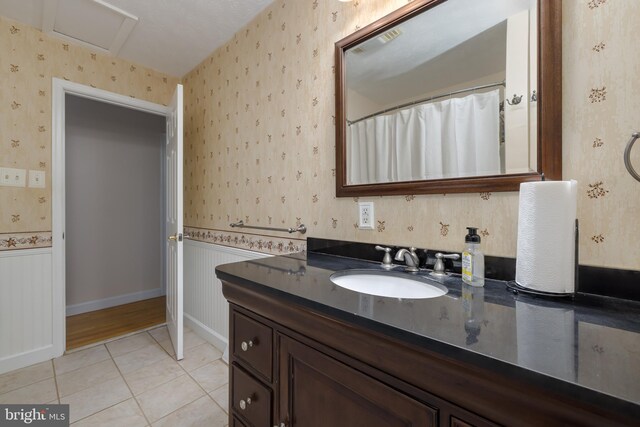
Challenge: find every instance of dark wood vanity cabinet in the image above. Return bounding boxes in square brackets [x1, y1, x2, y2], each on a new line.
[223, 279, 635, 427]
[278, 334, 438, 427]
[228, 302, 495, 427]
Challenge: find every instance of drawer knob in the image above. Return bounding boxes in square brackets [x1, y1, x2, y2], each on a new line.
[239, 397, 252, 410]
[241, 340, 254, 351]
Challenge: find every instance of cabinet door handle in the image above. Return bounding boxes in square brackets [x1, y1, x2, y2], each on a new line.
[241, 340, 254, 351]
[239, 396, 252, 410]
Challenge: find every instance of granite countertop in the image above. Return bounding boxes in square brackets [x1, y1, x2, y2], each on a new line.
[215, 250, 640, 417]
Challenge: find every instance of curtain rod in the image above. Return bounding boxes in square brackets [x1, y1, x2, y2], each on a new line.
[347, 80, 506, 126]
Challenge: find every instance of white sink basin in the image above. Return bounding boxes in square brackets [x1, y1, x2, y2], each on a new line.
[330, 270, 448, 299]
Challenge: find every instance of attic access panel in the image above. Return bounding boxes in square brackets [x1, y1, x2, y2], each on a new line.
[43, 0, 138, 55]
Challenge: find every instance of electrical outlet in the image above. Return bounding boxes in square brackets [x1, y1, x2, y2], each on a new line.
[358, 201, 374, 229]
[0, 167, 27, 187]
[28, 170, 46, 188]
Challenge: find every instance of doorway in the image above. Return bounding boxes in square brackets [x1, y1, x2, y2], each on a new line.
[64, 94, 166, 350]
[51, 79, 184, 359]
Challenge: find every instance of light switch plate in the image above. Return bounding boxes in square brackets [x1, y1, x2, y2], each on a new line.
[0, 167, 27, 187]
[29, 170, 46, 188]
[358, 201, 374, 229]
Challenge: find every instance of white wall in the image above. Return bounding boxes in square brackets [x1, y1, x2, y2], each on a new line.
[0, 249, 54, 374]
[65, 95, 166, 313]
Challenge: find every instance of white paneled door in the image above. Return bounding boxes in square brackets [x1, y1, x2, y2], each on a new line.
[166, 84, 184, 360]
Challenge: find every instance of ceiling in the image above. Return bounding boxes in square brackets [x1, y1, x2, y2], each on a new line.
[346, 0, 531, 104]
[0, 0, 275, 77]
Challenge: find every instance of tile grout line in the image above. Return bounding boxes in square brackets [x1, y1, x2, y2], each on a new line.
[51, 360, 61, 404]
[148, 326, 177, 358]
[150, 391, 210, 425]
[57, 334, 162, 399]
[181, 350, 229, 418]
[208, 394, 227, 417]
[146, 328, 208, 424]
[208, 383, 229, 417]
[69, 396, 136, 425]
[120, 329, 220, 424]
[66, 331, 173, 426]
[67, 341, 143, 425]
[146, 328, 229, 424]
[42, 327, 225, 425]
[53, 345, 111, 378]
[106, 332, 154, 427]
[0, 365, 57, 401]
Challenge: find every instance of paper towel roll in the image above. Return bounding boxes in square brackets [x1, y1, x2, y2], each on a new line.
[516, 180, 577, 293]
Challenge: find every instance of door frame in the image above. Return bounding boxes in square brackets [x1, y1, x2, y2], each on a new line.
[52, 78, 170, 357]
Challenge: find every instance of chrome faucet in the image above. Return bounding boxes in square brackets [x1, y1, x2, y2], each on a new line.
[394, 247, 420, 272]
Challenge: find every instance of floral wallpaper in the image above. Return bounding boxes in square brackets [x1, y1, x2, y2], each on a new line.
[562, 0, 640, 270]
[182, 0, 640, 270]
[0, 14, 179, 247]
[2, 1, 638, 270]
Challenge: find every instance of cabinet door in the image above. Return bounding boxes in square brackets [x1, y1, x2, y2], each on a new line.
[277, 334, 437, 427]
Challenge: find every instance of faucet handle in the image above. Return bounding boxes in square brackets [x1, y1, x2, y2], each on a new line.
[435, 252, 460, 260]
[375, 246, 393, 268]
[431, 252, 460, 277]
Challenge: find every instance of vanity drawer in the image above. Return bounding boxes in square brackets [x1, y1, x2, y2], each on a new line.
[231, 364, 272, 427]
[232, 310, 273, 381]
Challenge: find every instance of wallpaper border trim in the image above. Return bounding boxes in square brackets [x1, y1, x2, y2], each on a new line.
[0, 231, 53, 251]
[184, 226, 306, 255]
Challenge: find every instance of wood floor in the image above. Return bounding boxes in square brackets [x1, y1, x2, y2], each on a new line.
[66, 296, 166, 350]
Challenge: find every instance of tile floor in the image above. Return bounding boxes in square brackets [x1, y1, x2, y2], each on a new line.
[0, 326, 229, 426]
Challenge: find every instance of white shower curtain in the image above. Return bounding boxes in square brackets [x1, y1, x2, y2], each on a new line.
[348, 89, 501, 184]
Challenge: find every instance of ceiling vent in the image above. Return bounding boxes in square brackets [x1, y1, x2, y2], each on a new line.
[42, 0, 138, 55]
[377, 28, 402, 44]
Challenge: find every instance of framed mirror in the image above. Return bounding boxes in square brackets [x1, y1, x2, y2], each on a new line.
[335, 0, 561, 196]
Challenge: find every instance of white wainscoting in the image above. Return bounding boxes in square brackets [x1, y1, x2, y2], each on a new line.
[0, 248, 56, 374]
[183, 240, 269, 353]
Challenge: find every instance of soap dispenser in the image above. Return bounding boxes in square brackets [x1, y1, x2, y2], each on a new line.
[462, 227, 485, 287]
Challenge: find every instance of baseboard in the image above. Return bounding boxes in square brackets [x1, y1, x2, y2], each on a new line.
[66, 288, 164, 316]
[184, 313, 228, 354]
[0, 345, 55, 375]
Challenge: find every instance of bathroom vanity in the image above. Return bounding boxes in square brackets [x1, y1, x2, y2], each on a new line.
[217, 250, 640, 427]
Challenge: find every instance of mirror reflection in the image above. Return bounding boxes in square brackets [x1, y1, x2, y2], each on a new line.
[345, 0, 538, 185]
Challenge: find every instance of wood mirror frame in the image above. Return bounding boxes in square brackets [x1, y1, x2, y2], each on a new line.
[335, 0, 561, 197]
